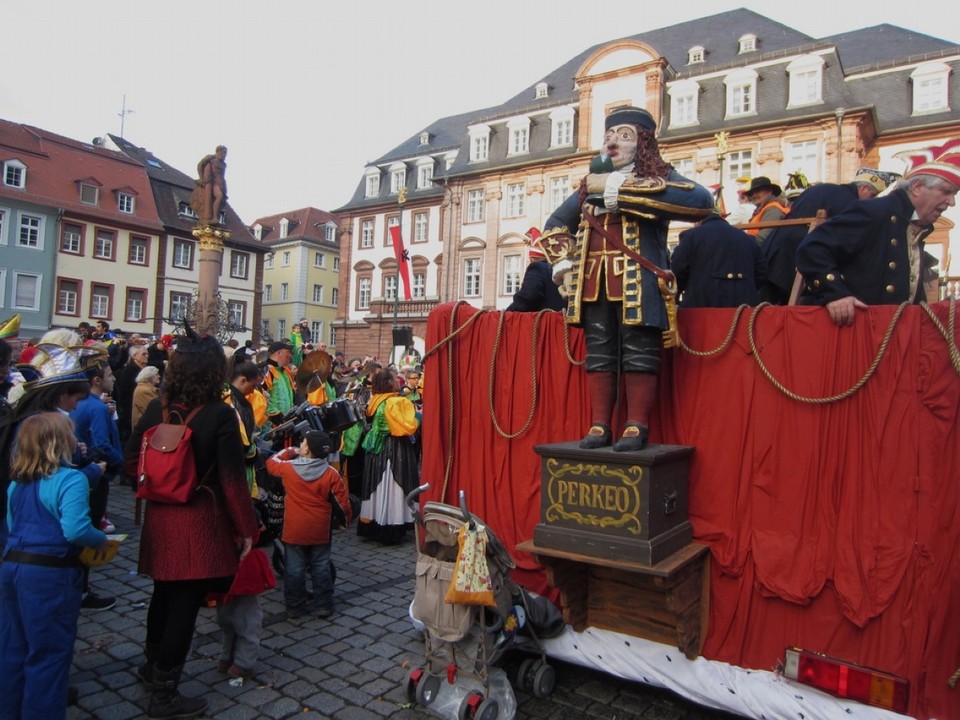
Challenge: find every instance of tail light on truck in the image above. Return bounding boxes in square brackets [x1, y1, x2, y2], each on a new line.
[783, 646, 909, 714]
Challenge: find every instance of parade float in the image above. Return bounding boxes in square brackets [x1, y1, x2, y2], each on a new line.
[419, 300, 960, 720]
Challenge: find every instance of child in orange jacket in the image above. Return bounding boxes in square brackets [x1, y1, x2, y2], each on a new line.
[265, 431, 351, 619]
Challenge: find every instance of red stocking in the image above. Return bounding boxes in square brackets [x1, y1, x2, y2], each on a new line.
[623, 372, 658, 427]
[586, 371, 617, 428]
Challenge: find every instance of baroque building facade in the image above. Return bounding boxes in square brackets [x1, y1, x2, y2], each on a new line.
[334, 9, 960, 359]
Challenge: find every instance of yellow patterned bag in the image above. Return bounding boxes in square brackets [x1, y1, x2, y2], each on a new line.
[445, 524, 496, 607]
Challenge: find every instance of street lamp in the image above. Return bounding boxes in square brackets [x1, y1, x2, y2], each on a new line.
[714, 131, 729, 213]
[834, 107, 846, 181]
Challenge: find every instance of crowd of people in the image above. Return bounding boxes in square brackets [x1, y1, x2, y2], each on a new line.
[0, 321, 424, 719]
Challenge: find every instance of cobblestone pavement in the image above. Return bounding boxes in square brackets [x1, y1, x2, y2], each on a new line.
[67, 483, 745, 720]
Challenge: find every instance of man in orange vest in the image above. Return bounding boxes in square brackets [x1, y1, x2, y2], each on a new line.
[745, 176, 788, 243]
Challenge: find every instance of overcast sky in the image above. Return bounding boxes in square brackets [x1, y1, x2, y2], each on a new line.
[4, 1, 958, 223]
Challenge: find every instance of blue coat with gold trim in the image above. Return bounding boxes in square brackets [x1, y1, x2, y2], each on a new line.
[544, 170, 713, 329]
[796, 188, 928, 306]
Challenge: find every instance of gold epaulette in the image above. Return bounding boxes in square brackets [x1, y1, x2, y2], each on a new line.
[538, 227, 578, 265]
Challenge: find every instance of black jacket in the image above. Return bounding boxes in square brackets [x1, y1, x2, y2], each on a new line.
[672, 215, 766, 308]
[796, 189, 928, 306]
[506, 260, 565, 312]
[761, 182, 859, 303]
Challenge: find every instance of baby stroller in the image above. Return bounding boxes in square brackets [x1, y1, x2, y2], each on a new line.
[405, 486, 557, 720]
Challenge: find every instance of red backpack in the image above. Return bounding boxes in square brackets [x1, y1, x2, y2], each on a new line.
[136, 405, 207, 504]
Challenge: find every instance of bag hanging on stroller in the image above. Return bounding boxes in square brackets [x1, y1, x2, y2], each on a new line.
[405, 486, 557, 720]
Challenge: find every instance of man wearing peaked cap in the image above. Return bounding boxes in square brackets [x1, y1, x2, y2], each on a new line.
[761, 170, 892, 305]
[505, 228, 565, 312]
[797, 138, 960, 325]
[539, 105, 714, 451]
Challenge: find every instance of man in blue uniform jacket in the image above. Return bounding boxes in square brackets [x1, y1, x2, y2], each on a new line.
[672, 213, 767, 308]
[761, 173, 887, 304]
[796, 139, 960, 326]
[506, 228, 565, 312]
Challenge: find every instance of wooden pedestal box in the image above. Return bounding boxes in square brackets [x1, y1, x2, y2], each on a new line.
[532, 441, 693, 566]
[517, 540, 709, 659]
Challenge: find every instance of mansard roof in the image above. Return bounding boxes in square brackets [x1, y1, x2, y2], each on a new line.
[339, 10, 960, 211]
[826, 24, 957, 72]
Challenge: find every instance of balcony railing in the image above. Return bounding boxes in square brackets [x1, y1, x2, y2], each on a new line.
[941, 278, 960, 300]
[367, 298, 439, 317]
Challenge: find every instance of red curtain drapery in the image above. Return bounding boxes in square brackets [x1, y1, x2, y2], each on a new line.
[420, 301, 960, 720]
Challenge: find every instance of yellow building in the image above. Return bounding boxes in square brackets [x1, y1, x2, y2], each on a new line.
[254, 208, 341, 349]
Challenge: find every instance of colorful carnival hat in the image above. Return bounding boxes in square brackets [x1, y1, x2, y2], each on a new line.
[895, 138, 960, 188]
[0, 314, 20, 341]
[525, 227, 546, 259]
[851, 172, 887, 194]
[18, 343, 107, 389]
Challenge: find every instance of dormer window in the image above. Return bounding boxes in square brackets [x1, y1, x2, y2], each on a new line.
[668, 80, 700, 128]
[3, 159, 26, 189]
[253, 223, 263, 240]
[535, 82, 549, 100]
[725, 68, 758, 118]
[419, 132, 430, 146]
[507, 117, 531, 156]
[687, 46, 705, 65]
[364, 169, 380, 198]
[468, 124, 491, 163]
[324, 223, 336, 243]
[738, 34, 757, 54]
[912, 61, 951, 114]
[787, 55, 825, 107]
[79, 181, 101, 205]
[178, 201, 198, 220]
[416, 158, 434, 189]
[389, 163, 407, 194]
[549, 107, 575, 148]
[116, 190, 136, 214]
[279, 218, 289, 239]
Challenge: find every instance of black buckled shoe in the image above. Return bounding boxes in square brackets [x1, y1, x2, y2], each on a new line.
[613, 423, 649, 452]
[579, 423, 612, 449]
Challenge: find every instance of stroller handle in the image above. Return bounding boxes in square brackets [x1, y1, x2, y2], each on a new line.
[405, 483, 431, 519]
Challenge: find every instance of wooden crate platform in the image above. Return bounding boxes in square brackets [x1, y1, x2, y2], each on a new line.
[517, 540, 709, 659]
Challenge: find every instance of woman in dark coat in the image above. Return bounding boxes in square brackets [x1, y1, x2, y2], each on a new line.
[128, 333, 257, 720]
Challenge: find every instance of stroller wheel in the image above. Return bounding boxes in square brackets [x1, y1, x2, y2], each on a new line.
[517, 658, 536, 692]
[405, 668, 423, 703]
[475, 698, 499, 720]
[532, 662, 556, 698]
[458, 691, 483, 720]
[415, 672, 441, 706]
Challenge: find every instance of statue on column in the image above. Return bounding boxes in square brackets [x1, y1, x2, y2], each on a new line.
[191, 145, 228, 226]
